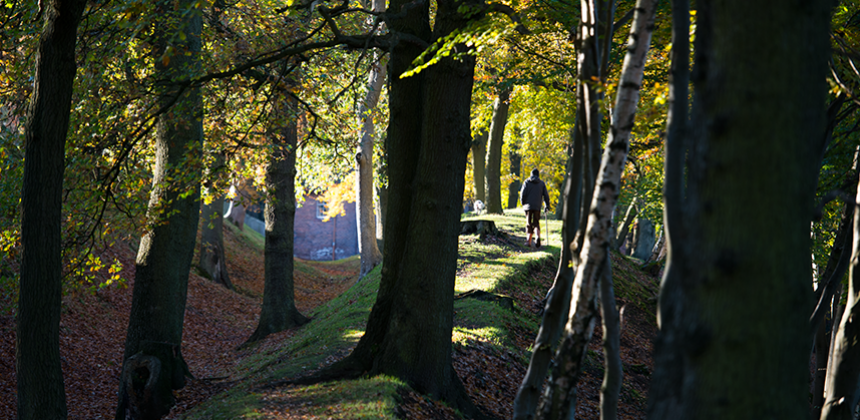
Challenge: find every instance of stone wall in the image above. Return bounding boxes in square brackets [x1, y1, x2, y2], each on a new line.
[293, 195, 358, 261]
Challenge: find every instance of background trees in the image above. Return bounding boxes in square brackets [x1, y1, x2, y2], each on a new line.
[117, 0, 205, 415]
[5, 0, 860, 417]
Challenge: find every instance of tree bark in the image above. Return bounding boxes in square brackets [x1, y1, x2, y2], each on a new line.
[613, 201, 636, 250]
[485, 87, 512, 214]
[537, 1, 658, 417]
[355, 0, 386, 279]
[471, 130, 488, 203]
[822, 165, 860, 420]
[826, 287, 847, 407]
[320, 0, 482, 414]
[812, 176, 857, 419]
[513, 124, 585, 420]
[648, 0, 830, 418]
[246, 86, 309, 344]
[376, 182, 387, 241]
[118, 2, 203, 417]
[812, 312, 830, 420]
[598, 256, 622, 420]
[555, 135, 576, 221]
[508, 146, 522, 209]
[645, 0, 690, 415]
[17, 1, 86, 418]
[197, 153, 232, 290]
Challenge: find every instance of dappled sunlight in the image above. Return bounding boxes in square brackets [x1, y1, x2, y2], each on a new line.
[453, 326, 507, 347]
[341, 328, 365, 342]
[248, 376, 404, 419]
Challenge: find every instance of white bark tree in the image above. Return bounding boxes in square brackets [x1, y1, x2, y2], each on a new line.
[355, 0, 386, 278]
[530, 1, 659, 418]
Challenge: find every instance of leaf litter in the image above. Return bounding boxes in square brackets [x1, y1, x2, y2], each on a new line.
[0, 224, 658, 420]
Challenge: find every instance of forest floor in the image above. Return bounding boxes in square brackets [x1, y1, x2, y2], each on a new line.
[0, 211, 659, 420]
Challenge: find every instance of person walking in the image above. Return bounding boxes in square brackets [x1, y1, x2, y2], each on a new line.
[520, 168, 550, 248]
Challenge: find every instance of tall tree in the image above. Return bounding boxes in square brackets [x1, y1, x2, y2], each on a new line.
[197, 152, 233, 289]
[117, 0, 204, 416]
[17, 0, 87, 418]
[485, 86, 512, 213]
[355, 0, 386, 279]
[307, 0, 510, 414]
[513, 0, 616, 413]
[507, 143, 522, 209]
[536, 0, 657, 417]
[817, 173, 857, 419]
[471, 130, 488, 203]
[246, 83, 309, 343]
[648, 0, 831, 418]
[513, 124, 585, 420]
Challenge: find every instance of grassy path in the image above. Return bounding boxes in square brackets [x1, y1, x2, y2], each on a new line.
[0, 211, 658, 420]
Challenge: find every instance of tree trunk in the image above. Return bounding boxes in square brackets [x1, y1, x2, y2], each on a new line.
[197, 153, 232, 290]
[471, 130, 488, 203]
[810, 181, 856, 419]
[376, 128, 389, 243]
[17, 1, 86, 418]
[117, 3, 203, 417]
[826, 288, 847, 406]
[321, 0, 481, 414]
[246, 86, 309, 344]
[613, 201, 636, 250]
[648, 228, 665, 263]
[508, 146, 522, 209]
[355, 0, 386, 279]
[598, 256, 622, 420]
[822, 166, 860, 420]
[537, 1, 657, 417]
[813, 312, 830, 420]
[376, 183, 387, 242]
[513, 123, 585, 420]
[644, 0, 690, 415]
[631, 218, 655, 260]
[555, 135, 576, 221]
[485, 87, 512, 214]
[648, 0, 829, 418]
[810, 174, 857, 337]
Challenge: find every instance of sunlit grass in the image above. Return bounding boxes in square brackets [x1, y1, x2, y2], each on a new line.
[186, 212, 562, 419]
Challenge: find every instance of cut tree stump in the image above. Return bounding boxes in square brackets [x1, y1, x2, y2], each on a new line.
[455, 289, 515, 311]
[459, 220, 500, 240]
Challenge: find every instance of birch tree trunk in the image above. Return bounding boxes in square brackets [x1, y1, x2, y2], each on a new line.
[355, 0, 386, 279]
[513, 126, 584, 420]
[536, 1, 658, 417]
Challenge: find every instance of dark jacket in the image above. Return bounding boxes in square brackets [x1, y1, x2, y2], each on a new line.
[520, 175, 550, 211]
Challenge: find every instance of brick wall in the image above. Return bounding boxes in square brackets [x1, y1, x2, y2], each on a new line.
[293, 195, 358, 261]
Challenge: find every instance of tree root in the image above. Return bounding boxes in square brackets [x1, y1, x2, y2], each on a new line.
[254, 354, 366, 390]
[455, 289, 515, 311]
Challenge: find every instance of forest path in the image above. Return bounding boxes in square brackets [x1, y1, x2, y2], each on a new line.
[0, 212, 658, 420]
